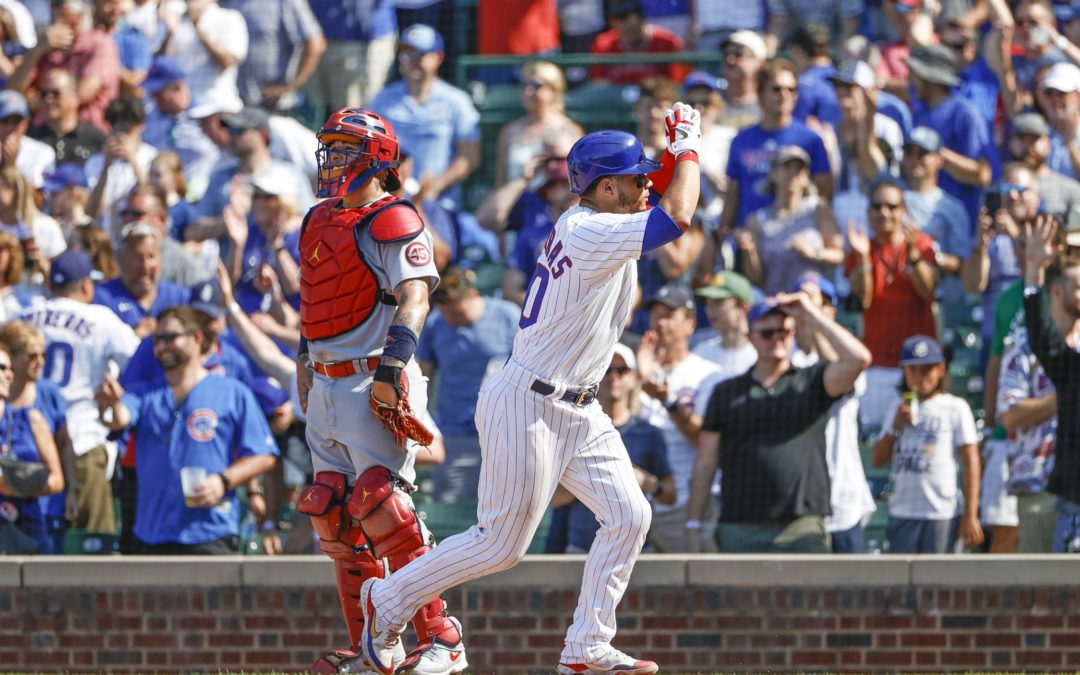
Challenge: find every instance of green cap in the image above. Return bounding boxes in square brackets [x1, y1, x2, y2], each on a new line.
[695, 272, 753, 304]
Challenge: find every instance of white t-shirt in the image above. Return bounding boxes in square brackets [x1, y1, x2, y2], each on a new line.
[16, 135, 56, 189]
[639, 352, 720, 511]
[691, 337, 757, 411]
[84, 142, 159, 240]
[879, 392, 979, 520]
[20, 297, 140, 456]
[0, 213, 66, 260]
[167, 3, 249, 102]
[269, 113, 319, 183]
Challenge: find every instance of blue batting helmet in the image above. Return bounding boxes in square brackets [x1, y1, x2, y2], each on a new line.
[567, 130, 661, 194]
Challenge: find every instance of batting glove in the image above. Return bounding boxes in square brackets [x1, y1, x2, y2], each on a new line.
[664, 102, 702, 159]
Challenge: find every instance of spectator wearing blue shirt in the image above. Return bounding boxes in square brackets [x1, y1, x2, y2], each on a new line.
[475, 153, 574, 304]
[1007, 112, 1080, 231]
[417, 267, 518, 502]
[0, 322, 74, 555]
[790, 23, 840, 127]
[94, 225, 191, 338]
[720, 58, 833, 233]
[1040, 61, 1080, 180]
[97, 306, 277, 554]
[899, 126, 972, 303]
[940, 21, 1000, 131]
[549, 343, 675, 553]
[367, 24, 481, 210]
[140, 57, 219, 193]
[304, 0, 397, 115]
[907, 43, 996, 226]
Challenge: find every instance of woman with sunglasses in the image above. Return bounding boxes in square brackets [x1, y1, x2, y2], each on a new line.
[494, 60, 583, 187]
[0, 341, 64, 554]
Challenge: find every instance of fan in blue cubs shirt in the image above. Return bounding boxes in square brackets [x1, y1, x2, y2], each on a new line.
[96, 305, 277, 554]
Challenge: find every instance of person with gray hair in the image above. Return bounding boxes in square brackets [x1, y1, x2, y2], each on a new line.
[117, 184, 209, 287]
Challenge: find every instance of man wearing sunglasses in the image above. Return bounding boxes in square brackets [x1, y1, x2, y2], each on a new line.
[689, 291, 871, 554]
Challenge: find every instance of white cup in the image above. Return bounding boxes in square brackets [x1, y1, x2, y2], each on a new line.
[180, 466, 207, 507]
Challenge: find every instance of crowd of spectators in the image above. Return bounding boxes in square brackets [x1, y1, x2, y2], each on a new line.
[0, 0, 1077, 558]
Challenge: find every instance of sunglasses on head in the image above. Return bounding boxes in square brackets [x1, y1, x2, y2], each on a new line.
[754, 327, 793, 340]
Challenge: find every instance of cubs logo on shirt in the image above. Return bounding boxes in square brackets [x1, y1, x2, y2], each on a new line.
[186, 408, 218, 442]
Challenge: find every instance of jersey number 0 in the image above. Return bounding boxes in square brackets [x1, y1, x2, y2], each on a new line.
[519, 231, 572, 329]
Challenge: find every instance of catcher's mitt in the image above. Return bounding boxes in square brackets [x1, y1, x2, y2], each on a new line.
[0, 455, 49, 497]
[369, 365, 434, 447]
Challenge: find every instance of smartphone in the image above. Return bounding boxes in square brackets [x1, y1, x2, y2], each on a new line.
[983, 189, 1003, 214]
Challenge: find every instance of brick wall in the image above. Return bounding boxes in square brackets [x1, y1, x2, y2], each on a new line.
[4, 555, 1080, 673]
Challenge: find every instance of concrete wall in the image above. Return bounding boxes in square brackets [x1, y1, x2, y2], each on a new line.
[4, 554, 1080, 672]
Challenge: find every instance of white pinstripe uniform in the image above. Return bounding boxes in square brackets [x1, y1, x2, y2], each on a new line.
[371, 203, 658, 663]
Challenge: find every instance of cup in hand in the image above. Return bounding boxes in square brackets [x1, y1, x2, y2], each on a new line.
[180, 466, 207, 507]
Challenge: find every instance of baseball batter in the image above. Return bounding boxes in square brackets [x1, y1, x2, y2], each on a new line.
[359, 104, 702, 675]
[294, 108, 464, 675]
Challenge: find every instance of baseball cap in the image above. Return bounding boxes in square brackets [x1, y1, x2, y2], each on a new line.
[746, 297, 785, 326]
[142, 56, 186, 95]
[646, 284, 695, 313]
[682, 70, 726, 93]
[695, 271, 753, 304]
[611, 342, 637, 374]
[222, 107, 271, 133]
[722, 30, 768, 61]
[0, 90, 28, 119]
[190, 279, 224, 318]
[827, 60, 876, 90]
[905, 44, 960, 87]
[42, 163, 89, 192]
[905, 126, 942, 153]
[49, 250, 102, 287]
[251, 164, 300, 208]
[899, 334, 945, 366]
[188, 89, 244, 120]
[1013, 112, 1050, 138]
[790, 271, 838, 306]
[400, 24, 444, 54]
[772, 145, 811, 169]
[1041, 62, 1080, 94]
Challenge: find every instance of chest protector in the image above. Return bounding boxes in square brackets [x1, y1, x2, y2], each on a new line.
[300, 195, 421, 340]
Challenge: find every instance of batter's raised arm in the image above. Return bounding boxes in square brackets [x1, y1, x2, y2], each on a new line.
[656, 102, 702, 231]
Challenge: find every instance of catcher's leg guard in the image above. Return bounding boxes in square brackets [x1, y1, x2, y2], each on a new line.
[299, 471, 385, 665]
[348, 466, 460, 646]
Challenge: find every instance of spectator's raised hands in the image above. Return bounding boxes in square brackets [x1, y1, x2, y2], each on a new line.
[43, 23, 74, 51]
[1024, 213, 1060, 273]
[847, 220, 870, 258]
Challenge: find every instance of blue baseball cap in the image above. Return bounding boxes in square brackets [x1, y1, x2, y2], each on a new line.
[142, 56, 186, 95]
[747, 297, 785, 326]
[682, 70, 726, 93]
[49, 250, 103, 288]
[790, 271, 838, 306]
[899, 334, 945, 366]
[190, 279, 224, 318]
[43, 163, 89, 192]
[400, 24, 444, 54]
[0, 90, 28, 119]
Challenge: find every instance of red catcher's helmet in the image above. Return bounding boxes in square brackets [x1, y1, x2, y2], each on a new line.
[316, 108, 402, 198]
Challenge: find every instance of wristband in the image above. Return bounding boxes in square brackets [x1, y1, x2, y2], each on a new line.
[685, 519, 702, 530]
[675, 151, 699, 164]
[382, 324, 418, 364]
[216, 472, 232, 492]
[261, 520, 278, 533]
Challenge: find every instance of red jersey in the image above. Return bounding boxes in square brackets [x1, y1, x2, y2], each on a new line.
[588, 25, 687, 85]
[477, 0, 559, 55]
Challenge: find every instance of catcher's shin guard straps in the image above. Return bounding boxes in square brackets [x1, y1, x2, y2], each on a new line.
[300, 471, 385, 649]
[347, 466, 426, 569]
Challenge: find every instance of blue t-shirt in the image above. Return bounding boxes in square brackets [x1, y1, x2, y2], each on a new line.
[912, 93, 999, 227]
[876, 90, 913, 137]
[726, 121, 831, 226]
[794, 64, 840, 127]
[0, 407, 45, 530]
[565, 417, 672, 551]
[123, 376, 277, 546]
[307, 0, 397, 41]
[94, 279, 191, 328]
[115, 25, 151, 71]
[367, 79, 481, 209]
[958, 57, 1000, 131]
[1048, 129, 1079, 180]
[507, 191, 557, 274]
[236, 226, 301, 313]
[168, 199, 197, 242]
[29, 380, 67, 519]
[416, 298, 519, 435]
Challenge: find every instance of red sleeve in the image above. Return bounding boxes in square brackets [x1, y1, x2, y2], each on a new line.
[589, 31, 618, 81]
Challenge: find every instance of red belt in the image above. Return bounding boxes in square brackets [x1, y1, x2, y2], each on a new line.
[312, 357, 381, 378]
